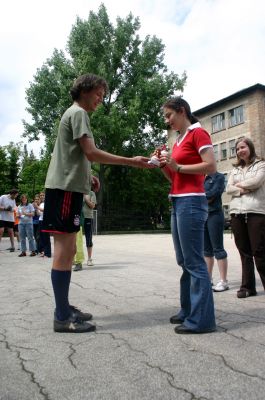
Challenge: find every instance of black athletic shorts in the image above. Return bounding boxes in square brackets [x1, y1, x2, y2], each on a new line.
[0, 220, 14, 229]
[42, 189, 83, 234]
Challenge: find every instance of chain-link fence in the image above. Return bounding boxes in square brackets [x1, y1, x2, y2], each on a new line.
[94, 209, 171, 234]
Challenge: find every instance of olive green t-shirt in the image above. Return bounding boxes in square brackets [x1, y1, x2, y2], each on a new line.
[45, 104, 93, 193]
[83, 191, 97, 219]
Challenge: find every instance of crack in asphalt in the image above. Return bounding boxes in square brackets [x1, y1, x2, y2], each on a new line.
[0, 330, 51, 400]
[216, 308, 265, 322]
[70, 281, 110, 310]
[67, 343, 78, 369]
[95, 331, 210, 398]
[96, 331, 149, 357]
[186, 347, 265, 383]
[144, 361, 210, 400]
[217, 319, 265, 347]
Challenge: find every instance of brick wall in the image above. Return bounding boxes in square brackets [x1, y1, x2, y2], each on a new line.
[194, 85, 265, 208]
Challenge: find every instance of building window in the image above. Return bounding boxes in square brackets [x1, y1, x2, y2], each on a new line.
[211, 113, 225, 133]
[213, 144, 219, 161]
[228, 105, 244, 127]
[220, 142, 227, 160]
[229, 139, 236, 157]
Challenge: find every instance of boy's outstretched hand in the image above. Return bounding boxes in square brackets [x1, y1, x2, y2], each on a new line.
[130, 156, 156, 168]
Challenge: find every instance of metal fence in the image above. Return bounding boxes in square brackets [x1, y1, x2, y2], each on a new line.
[95, 209, 171, 233]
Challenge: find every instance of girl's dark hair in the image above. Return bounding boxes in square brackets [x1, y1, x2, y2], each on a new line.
[233, 137, 260, 167]
[70, 73, 108, 101]
[163, 96, 199, 124]
[9, 188, 18, 195]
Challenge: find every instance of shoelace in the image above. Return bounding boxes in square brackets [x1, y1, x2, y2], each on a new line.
[74, 317, 85, 324]
[70, 305, 81, 312]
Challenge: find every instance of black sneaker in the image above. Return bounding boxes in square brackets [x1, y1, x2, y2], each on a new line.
[73, 263, 82, 271]
[54, 316, 96, 333]
[69, 305, 93, 321]
[9, 248, 15, 252]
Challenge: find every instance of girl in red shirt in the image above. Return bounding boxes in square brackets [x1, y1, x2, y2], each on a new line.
[160, 97, 216, 334]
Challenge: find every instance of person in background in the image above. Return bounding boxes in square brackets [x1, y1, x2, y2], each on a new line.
[13, 205, 20, 251]
[0, 189, 19, 252]
[73, 181, 98, 272]
[204, 172, 229, 292]
[32, 194, 41, 254]
[38, 192, 51, 258]
[5, 205, 20, 251]
[17, 194, 36, 257]
[83, 186, 97, 267]
[72, 226, 85, 272]
[159, 96, 216, 334]
[42, 73, 152, 334]
[226, 137, 265, 298]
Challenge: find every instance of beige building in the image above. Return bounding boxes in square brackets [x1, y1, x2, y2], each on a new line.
[194, 83, 265, 215]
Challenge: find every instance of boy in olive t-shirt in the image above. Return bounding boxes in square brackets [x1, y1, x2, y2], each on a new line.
[42, 73, 151, 334]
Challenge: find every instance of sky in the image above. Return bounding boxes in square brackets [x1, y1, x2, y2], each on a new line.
[0, 0, 264, 156]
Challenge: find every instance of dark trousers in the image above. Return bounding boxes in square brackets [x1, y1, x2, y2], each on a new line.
[33, 223, 40, 253]
[231, 213, 265, 291]
[39, 220, 51, 257]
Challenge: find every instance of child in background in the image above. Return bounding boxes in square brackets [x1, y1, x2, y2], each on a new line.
[13, 207, 20, 250]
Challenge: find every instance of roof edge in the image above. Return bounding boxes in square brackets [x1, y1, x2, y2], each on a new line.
[194, 83, 265, 115]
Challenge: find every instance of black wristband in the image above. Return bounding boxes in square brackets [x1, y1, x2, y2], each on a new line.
[176, 165, 182, 172]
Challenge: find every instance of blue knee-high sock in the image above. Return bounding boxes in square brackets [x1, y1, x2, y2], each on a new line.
[51, 269, 71, 321]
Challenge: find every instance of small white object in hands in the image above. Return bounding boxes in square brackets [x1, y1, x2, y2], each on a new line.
[148, 156, 160, 166]
[161, 150, 168, 156]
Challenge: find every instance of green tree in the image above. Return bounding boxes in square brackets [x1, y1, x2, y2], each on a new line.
[23, 4, 186, 230]
[0, 147, 8, 194]
[19, 145, 49, 199]
[4, 143, 21, 190]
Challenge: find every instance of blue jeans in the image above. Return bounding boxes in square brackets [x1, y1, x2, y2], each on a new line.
[204, 211, 227, 259]
[18, 223, 36, 252]
[171, 196, 216, 331]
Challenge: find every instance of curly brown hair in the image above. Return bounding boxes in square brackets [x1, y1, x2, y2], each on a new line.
[70, 73, 108, 101]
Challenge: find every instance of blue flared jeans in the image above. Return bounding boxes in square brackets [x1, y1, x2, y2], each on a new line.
[171, 196, 216, 331]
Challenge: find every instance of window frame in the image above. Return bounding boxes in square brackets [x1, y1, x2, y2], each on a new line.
[213, 144, 219, 161]
[228, 105, 244, 127]
[229, 139, 236, 158]
[211, 112, 226, 133]
[220, 142, 227, 160]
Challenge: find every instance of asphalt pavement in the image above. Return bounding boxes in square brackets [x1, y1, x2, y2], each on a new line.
[1, 233, 265, 400]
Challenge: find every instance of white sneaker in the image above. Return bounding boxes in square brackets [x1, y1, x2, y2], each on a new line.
[213, 280, 229, 292]
[87, 259, 94, 266]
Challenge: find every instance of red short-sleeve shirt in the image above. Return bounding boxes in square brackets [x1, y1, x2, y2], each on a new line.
[167, 123, 213, 196]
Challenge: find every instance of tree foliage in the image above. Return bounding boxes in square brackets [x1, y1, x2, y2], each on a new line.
[0, 147, 9, 194]
[0, 143, 21, 194]
[22, 4, 187, 230]
[18, 145, 49, 199]
[0, 143, 48, 201]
